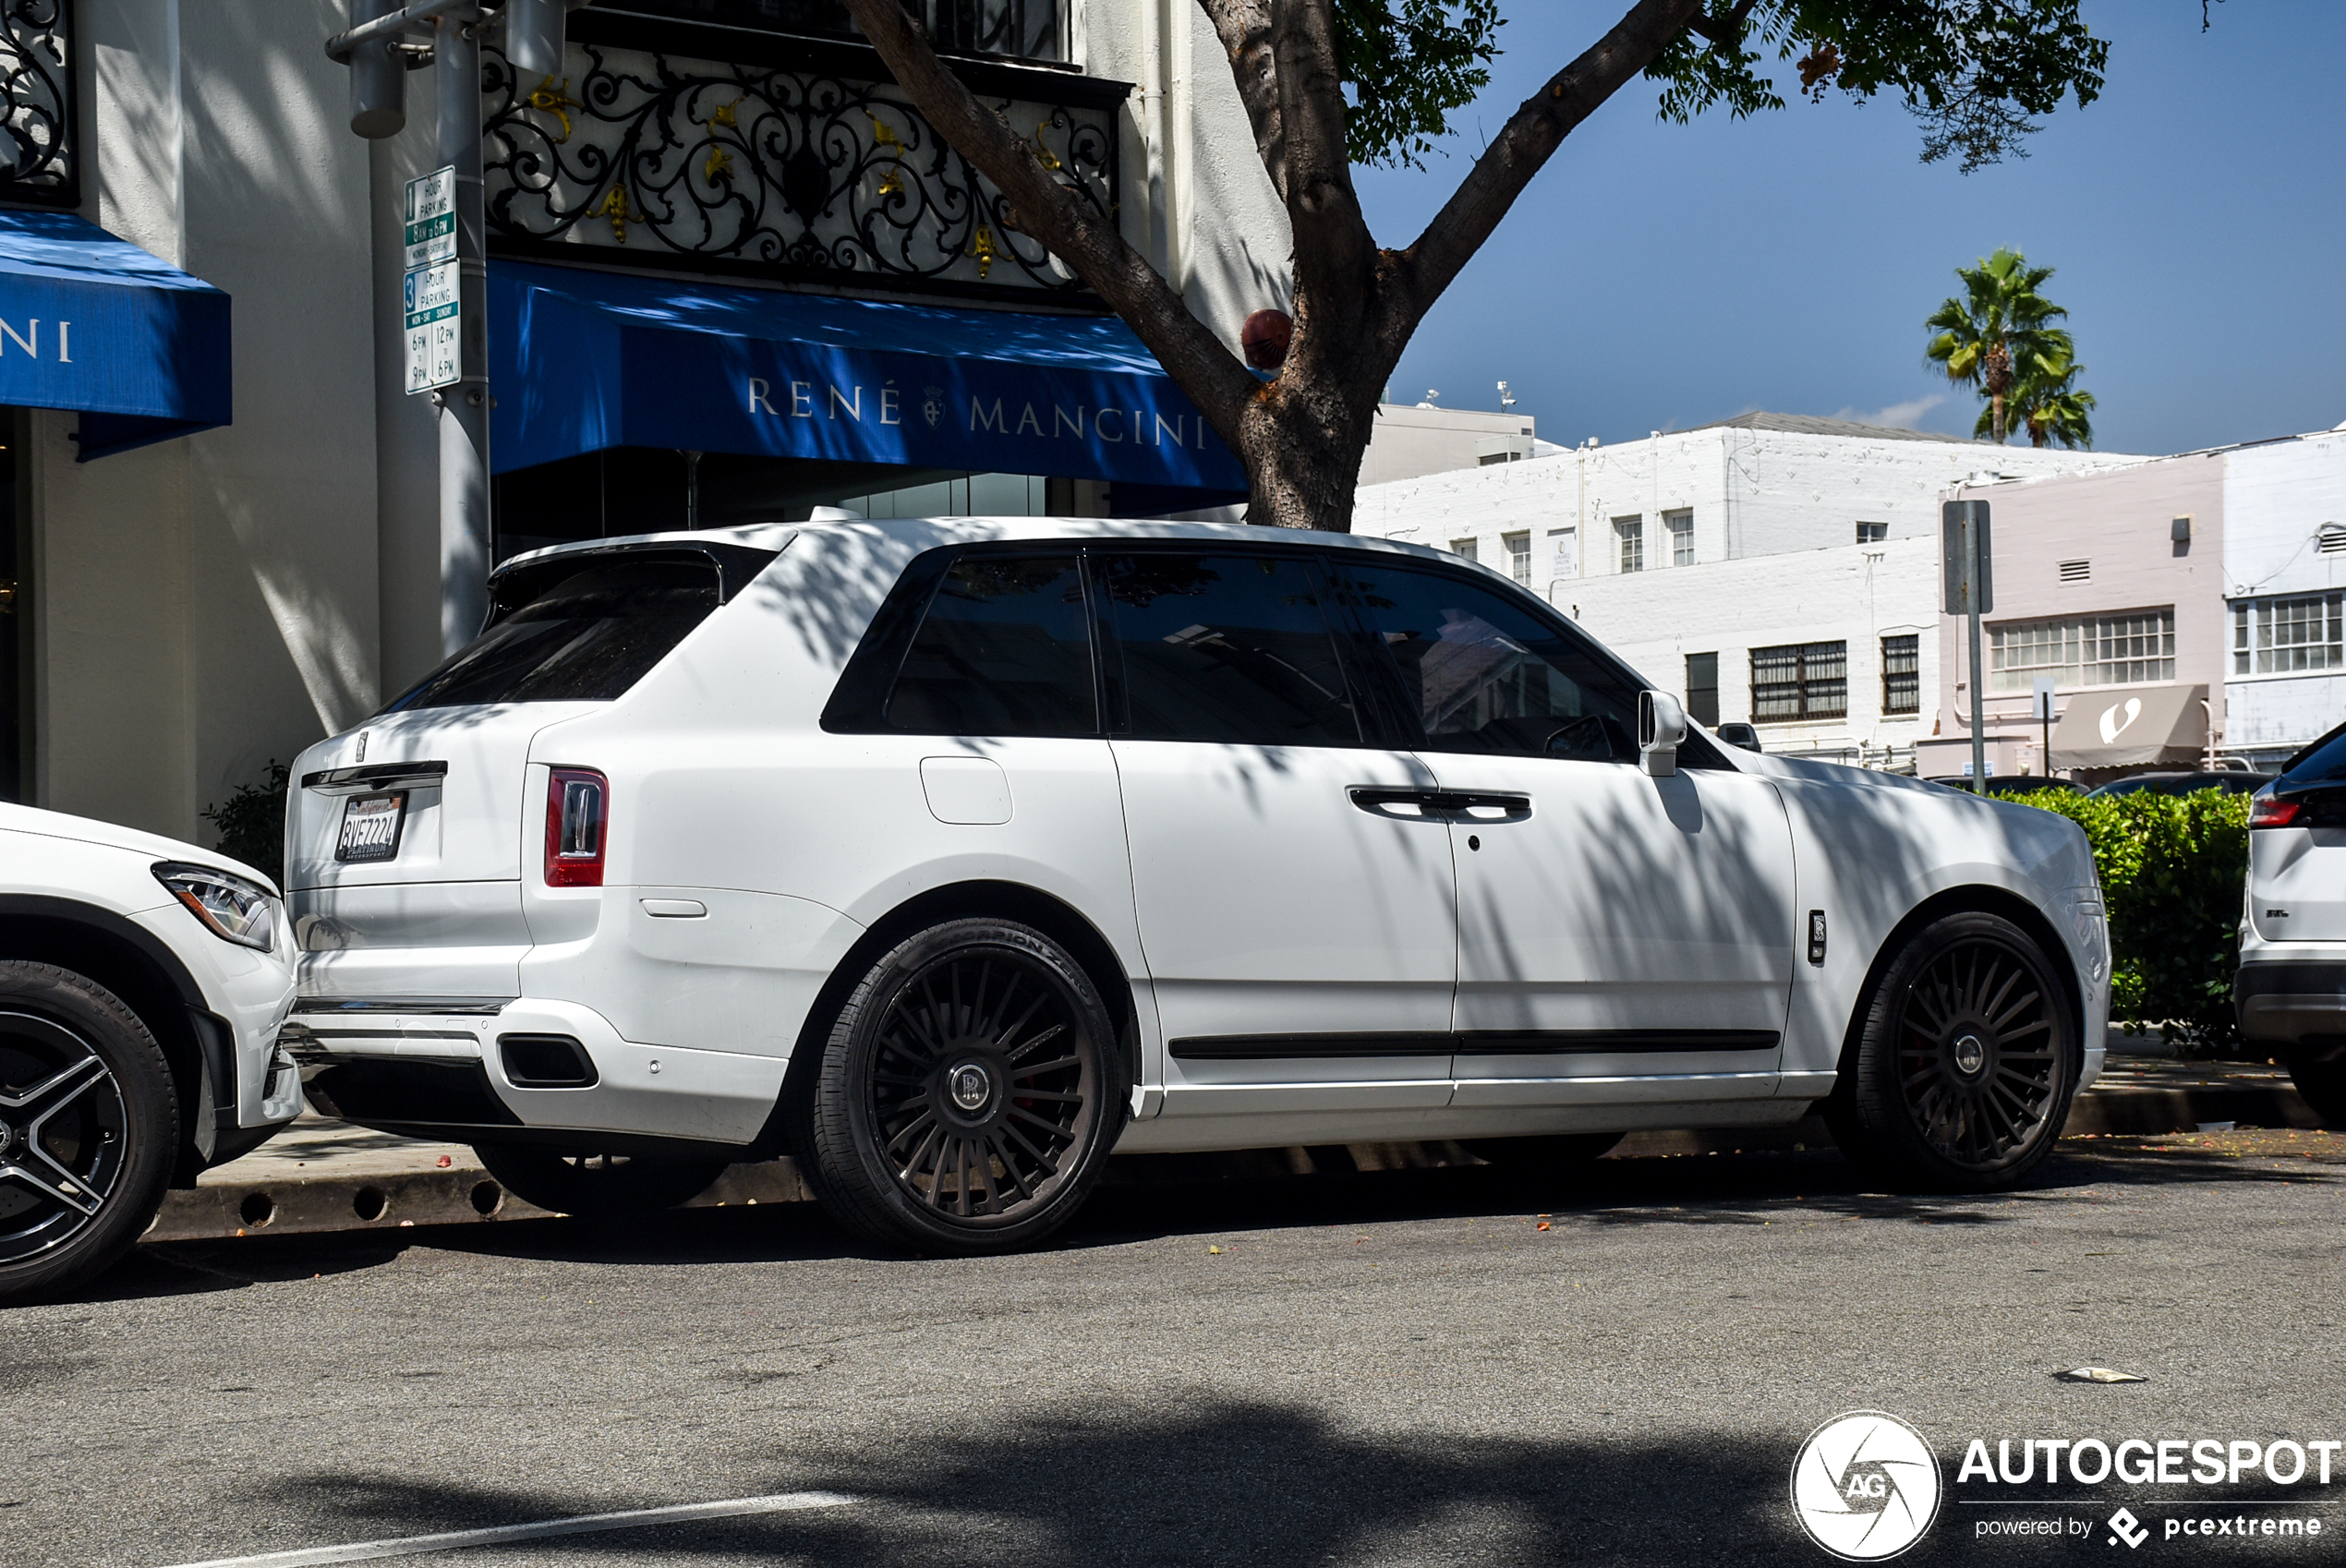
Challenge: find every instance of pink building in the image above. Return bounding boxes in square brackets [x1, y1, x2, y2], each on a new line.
[1917, 454, 2230, 783]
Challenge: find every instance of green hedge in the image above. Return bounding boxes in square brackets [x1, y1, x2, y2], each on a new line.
[2001, 788, 2249, 1054]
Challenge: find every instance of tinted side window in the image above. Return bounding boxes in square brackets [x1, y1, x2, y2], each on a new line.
[884, 553, 1094, 735]
[380, 560, 719, 713]
[1102, 552, 1360, 746]
[1335, 556, 1642, 763]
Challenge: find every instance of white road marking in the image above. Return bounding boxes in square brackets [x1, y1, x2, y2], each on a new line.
[156, 1490, 855, 1568]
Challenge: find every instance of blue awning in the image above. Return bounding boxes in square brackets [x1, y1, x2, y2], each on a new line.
[490, 260, 1246, 495]
[0, 211, 232, 460]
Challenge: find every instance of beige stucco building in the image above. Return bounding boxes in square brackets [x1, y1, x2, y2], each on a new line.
[1917, 456, 2230, 783]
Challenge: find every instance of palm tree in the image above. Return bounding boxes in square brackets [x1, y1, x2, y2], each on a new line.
[2001, 352, 2097, 449]
[1925, 247, 2074, 443]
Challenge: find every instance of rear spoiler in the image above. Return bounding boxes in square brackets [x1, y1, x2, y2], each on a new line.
[483, 540, 783, 630]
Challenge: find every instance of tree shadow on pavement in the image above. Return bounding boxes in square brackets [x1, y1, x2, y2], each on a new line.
[250, 1393, 2327, 1568]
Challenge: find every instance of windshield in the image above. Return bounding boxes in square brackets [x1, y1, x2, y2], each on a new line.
[378, 560, 721, 713]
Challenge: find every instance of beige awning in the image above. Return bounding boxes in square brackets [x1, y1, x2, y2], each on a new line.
[2048, 683, 2208, 769]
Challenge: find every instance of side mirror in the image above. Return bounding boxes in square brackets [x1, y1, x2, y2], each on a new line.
[1714, 721, 1763, 754]
[1639, 691, 1687, 778]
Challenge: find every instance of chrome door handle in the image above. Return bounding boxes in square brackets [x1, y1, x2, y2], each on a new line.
[1348, 787, 1531, 821]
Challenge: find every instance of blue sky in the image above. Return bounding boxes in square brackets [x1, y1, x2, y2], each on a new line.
[1348, 1, 2345, 457]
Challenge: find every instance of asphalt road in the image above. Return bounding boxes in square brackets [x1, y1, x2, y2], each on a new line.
[8, 1135, 2343, 1568]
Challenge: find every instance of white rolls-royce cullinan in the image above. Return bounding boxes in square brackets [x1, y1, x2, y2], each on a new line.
[284, 518, 2109, 1250]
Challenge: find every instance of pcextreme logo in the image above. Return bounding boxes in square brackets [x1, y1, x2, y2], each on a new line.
[1792, 1411, 1944, 1561]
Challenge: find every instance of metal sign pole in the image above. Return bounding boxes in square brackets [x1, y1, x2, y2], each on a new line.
[1943, 499, 1994, 791]
[1969, 604, 1987, 790]
[435, 13, 490, 655]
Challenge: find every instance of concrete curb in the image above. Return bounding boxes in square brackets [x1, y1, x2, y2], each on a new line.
[144, 1077, 2324, 1247]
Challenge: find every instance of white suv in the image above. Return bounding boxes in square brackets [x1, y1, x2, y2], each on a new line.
[2239, 722, 2346, 1123]
[2, 805, 298, 1300]
[285, 519, 2109, 1250]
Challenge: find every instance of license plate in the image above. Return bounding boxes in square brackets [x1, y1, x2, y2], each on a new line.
[336, 793, 406, 862]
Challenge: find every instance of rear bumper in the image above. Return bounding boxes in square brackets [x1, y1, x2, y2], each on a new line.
[282, 995, 787, 1151]
[2235, 959, 2346, 1055]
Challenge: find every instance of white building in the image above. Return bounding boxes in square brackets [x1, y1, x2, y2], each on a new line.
[2221, 423, 2346, 766]
[1359, 403, 1551, 485]
[1353, 413, 2143, 765]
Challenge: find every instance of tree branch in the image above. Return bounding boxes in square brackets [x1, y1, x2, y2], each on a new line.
[1393, 0, 1704, 332]
[838, 0, 1262, 445]
[1684, 0, 1757, 48]
[1270, 0, 1377, 311]
[1196, 0, 1287, 203]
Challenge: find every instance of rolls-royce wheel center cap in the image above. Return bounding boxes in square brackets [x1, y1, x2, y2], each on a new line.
[949, 1062, 992, 1114]
[1953, 1034, 1987, 1078]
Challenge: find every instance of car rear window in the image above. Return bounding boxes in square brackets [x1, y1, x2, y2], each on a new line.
[378, 559, 720, 713]
[2284, 722, 2346, 786]
[884, 554, 1095, 735]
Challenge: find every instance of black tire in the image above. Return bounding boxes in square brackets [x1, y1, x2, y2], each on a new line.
[801, 917, 1128, 1254]
[0, 961, 178, 1304]
[1825, 911, 2079, 1191]
[472, 1144, 729, 1218]
[2285, 1055, 2346, 1127]
[1460, 1132, 1625, 1170]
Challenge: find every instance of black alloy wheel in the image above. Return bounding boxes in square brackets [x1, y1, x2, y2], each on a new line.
[1829, 911, 2077, 1190]
[0, 962, 177, 1304]
[804, 918, 1126, 1253]
[471, 1144, 730, 1219]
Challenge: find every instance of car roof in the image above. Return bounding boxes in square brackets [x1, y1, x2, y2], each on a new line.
[494, 514, 1493, 579]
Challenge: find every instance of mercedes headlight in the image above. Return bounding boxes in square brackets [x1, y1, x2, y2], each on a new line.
[153, 862, 280, 952]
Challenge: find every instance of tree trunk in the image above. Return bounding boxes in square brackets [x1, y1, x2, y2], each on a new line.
[1238, 392, 1373, 531]
[1984, 342, 2012, 443]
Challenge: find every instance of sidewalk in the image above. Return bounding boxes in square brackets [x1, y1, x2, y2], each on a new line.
[146, 1054, 2326, 1245]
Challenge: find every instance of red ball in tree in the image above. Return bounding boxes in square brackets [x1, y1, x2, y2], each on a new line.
[1240, 308, 1293, 370]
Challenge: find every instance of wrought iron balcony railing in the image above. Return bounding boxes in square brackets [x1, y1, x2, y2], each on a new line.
[0, 0, 75, 210]
[483, 11, 1123, 306]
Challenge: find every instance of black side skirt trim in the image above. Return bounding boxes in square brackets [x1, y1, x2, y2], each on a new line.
[1169, 1029, 1781, 1060]
[1456, 1030, 1782, 1055]
[1168, 1032, 1452, 1060]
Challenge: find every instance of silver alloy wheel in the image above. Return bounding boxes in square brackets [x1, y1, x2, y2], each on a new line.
[0, 1010, 130, 1263]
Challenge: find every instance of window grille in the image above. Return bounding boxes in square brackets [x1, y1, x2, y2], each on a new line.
[1750, 642, 1848, 721]
[1504, 532, 1531, 585]
[1665, 510, 1693, 567]
[1881, 634, 1919, 715]
[1855, 522, 1887, 545]
[2058, 560, 2090, 583]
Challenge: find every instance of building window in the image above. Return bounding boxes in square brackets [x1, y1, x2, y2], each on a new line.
[1504, 531, 1531, 585]
[1614, 516, 1643, 573]
[1665, 509, 1694, 567]
[1881, 634, 1919, 715]
[1451, 537, 1479, 563]
[1685, 652, 1720, 727]
[1856, 522, 1888, 545]
[1751, 642, 1847, 722]
[1989, 609, 2175, 693]
[2233, 593, 2346, 675]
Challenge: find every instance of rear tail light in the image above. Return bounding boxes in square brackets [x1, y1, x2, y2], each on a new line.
[545, 766, 609, 886]
[2250, 795, 2303, 829]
